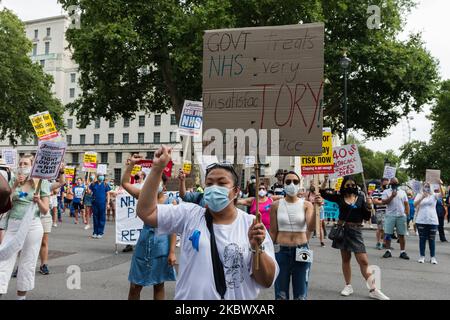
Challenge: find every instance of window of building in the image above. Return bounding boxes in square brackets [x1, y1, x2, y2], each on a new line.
[139, 115, 145, 127]
[46, 27, 51, 37]
[67, 118, 73, 129]
[114, 168, 122, 184]
[70, 73, 76, 83]
[100, 152, 108, 164]
[154, 115, 161, 126]
[69, 88, 75, 98]
[34, 29, 38, 39]
[123, 133, 129, 144]
[45, 42, 50, 55]
[115, 152, 122, 163]
[33, 137, 38, 146]
[124, 118, 130, 128]
[80, 134, 85, 145]
[108, 133, 114, 144]
[32, 44, 37, 56]
[95, 118, 100, 128]
[72, 153, 79, 164]
[146, 151, 154, 159]
[40, 60, 45, 68]
[153, 132, 160, 144]
[138, 133, 145, 144]
[170, 114, 177, 125]
[94, 134, 100, 145]
[66, 135, 72, 145]
[109, 120, 115, 128]
[170, 132, 177, 143]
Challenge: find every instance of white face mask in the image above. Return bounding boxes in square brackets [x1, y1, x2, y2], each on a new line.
[258, 190, 267, 197]
[17, 166, 31, 177]
[285, 183, 299, 196]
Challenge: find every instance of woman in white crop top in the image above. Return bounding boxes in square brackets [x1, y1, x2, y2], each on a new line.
[269, 171, 317, 300]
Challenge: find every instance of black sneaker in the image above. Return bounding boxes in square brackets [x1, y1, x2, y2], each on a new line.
[399, 252, 410, 260]
[382, 251, 392, 258]
[11, 267, 18, 278]
[39, 264, 50, 275]
[122, 245, 133, 253]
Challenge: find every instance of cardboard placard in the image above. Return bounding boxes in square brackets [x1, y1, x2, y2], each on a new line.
[425, 169, 440, 184]
[323, 200, 340, 220]
[83, 152, 97, 170]
[97, 164, 107, 175]
[115, 192, 142, 245]
[330, 144, 363, 178]
[1, 149, 17, 168]
[178, 100, 203, 136]
[29, 111, 59, 141]
[383, 166, 396, 179]
[31, 140, 66, 180]
[409, 180, 422, 195]
[301, 128, 333, 175]
[202, 23, 325, 156]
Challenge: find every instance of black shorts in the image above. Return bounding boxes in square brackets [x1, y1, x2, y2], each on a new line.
[73, 202, 84, 210]
[64, 198, 72, 205]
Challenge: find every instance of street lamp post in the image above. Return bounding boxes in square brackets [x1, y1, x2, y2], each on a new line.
[340, 52, 351, 145]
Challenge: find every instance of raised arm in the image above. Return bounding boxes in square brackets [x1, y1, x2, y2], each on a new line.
[236, 197, 254, 207]
[304, 200, 316, 233]
[121, 154, 143, 199]
[178, 169, 187, 198]
[51, 169, 66, 191]
[136, 146, 172, 227]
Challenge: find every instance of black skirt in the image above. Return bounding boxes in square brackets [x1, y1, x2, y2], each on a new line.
[331, 225, 366, 253]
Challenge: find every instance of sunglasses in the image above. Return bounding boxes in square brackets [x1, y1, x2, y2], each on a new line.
[285, 179, 300, 185]
[345, 184, 357, 188]
[259, 187, 266, 191]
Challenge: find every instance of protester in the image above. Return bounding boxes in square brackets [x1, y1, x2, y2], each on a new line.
[306, 184, 326, 247]
[0, 154, 50, 300]
[407, 190, 417, 235]
[414, 182, 445, 264]
[72, 178, 86, 225]
[269, 171, 316, 300]
[237, 182, 282, 231]
[245, 175, 257, 197]
[137, 146, 278, 299]
[319, 175, 389, 300]
[446, 186, 450, 223]
[83, 176, 94, 230]
[107, 180, 118, 222]
[122, 154, 177, 300]
[89, 174, 111, 239]
[64, 182, 74, 215]
[0, 161, 13, 244]
[381, 178, 410, 260]
[178, 169, 205, 207]
[372, 178, 389, 249]
[271, 169, 287, 196]
[434, 184, 447, 242]
[49, 189, 58, 228]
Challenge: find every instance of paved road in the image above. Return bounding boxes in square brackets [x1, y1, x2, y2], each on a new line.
[3, 217, 450, 300]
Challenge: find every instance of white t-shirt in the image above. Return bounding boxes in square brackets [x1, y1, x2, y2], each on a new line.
[382, 189, 408, 217]
[155, 202, 279, 300]
[414, 193, 439, 225]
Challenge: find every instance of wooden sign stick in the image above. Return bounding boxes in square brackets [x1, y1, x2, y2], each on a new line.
[34, 179, 43, 195]
[254, 162, 261, 270]
[313, 175, 320, 236]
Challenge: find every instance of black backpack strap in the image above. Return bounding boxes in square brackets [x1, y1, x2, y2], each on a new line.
[205, 209, 226, 299]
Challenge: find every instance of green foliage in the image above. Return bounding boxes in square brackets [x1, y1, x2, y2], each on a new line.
[0, 9, 64, 145]
[59, 0, 439, 136]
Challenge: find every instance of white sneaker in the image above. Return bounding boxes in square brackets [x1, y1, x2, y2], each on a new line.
[97, 234, 103, 239]
[369, 289, 390, 300]
[92, 234, 98, 239]
[431, 257, 438, 265]
[406, 231, 409, 236]
[84, 224, 90, 230]
[418, 256, 425, 263]
[340, 285, 353, 296]
[52, 223, 57, 227]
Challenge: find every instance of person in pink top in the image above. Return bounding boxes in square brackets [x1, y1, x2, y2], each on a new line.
[238, 183, 283, 230]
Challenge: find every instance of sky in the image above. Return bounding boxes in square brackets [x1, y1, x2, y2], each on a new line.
[2, 0, 449, 154]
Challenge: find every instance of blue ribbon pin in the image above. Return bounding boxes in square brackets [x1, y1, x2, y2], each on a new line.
[19, 191, 28, 199]
[189, 230, 201, 252]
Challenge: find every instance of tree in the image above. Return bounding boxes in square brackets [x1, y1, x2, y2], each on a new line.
[0, 9, 64, 145]
[59, 0, 439, 137]
[400, 80, 450, 183]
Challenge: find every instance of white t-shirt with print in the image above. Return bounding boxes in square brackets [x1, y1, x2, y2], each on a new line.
[155, 202, 279, 300]
[414, 193, 439, 225]
[382, 189, 408, 217]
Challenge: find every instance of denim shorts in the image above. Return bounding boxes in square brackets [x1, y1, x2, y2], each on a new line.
[384, 215, 407, 236]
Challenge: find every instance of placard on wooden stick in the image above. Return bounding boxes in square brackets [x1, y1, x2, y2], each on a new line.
[202, 23, 324, 156]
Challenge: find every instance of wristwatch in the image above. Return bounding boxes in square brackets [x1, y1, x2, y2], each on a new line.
[249, 245, 265, 254]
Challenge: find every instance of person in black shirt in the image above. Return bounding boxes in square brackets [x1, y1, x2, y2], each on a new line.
[318, 175, 389, 300]
[271, 169, 286, 196]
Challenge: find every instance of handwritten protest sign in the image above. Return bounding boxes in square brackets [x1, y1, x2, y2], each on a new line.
[1, 149, 17, 168]
[97, 164, 107, 175]
[202, 23, 324, 156]
[83, 152, 97, 171]
[115, 193, 142, 245]
[301, 128, 333, 175]
[383, 166, 396, 179]
[31, 141, 66, 180]
[29, 111, 59, 141]
[178, 100, 203, 136]
[330, 145, 363, 178]
[409, 180, 422, 195]
[425, 169, 440, 184]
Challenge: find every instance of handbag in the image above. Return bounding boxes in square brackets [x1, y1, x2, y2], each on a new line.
[328, 195, 359, 241]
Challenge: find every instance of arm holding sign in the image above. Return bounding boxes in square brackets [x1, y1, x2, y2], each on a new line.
[121, 154, 143, 199]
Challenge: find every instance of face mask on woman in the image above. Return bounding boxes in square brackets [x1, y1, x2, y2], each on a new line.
[284, 183, 299, 197]
[98, 176, 105, 182]
[258, 189, 267, 197]
[423, 186, 431, 193]
[342, 184, 358, 195]
[90, 175, 95, 181]
[204, 185, 235, 213]
[17, 166, 31, 177]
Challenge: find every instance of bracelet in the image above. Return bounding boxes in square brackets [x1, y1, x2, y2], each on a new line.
[249, 244, 265, 254]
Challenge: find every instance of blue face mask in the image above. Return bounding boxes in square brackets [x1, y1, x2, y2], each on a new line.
[204, 185, 234, 213]
[98, 176, 105, 182]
